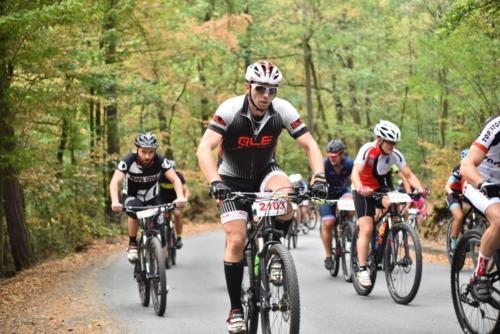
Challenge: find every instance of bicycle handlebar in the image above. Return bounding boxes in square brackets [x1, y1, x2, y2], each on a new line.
[122, 202, 177, 213]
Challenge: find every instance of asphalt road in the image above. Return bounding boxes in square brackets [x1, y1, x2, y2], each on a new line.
[96, 229, 462, 333]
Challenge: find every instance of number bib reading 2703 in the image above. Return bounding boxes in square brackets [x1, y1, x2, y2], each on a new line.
[252, 199, 288, 217]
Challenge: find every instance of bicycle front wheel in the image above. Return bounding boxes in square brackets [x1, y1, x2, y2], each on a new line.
[260, 243, 300, 334]
[341, 221, 354, 282]
[308, 206, 319, 230]
[350, 225, 377, 296]
[329, 227, 340, 277]
[451, 229, 500, 334]
[242, 247, 259, 334]
[384, 222, 422, 305]
[149, 237, 167, 316]
[135, 240, 150, 307]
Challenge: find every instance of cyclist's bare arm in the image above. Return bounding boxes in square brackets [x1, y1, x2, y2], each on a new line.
[183, 183, 191, 201]
[399, 171, 412, 193]
[295, 132, 324, 182]
[351, 163, 364, 190]
[460, 146, 485, 187]
[445, 179, 453, 194]
[109, 169, 125, 212]
[399, 165, 423, 190]
[197, 128, 223, 183]
[165, 169, 186, 207]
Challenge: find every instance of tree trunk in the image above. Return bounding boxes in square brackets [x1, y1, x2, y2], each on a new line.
[0, 180, 4, 275]
[303, 36, 314, 135]
[56, 118, 68, 166]
[438, 68, 449, 148]
[347, 55, 361, 147]
[104, 0, 120, 221]
[310, 58, 327, 140]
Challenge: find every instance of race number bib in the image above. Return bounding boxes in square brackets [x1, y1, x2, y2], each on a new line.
[387, 192, 411, 204]
[252, 199, 288, 217]
[136, 207, 159, 219]
[337, 198, 355, 211]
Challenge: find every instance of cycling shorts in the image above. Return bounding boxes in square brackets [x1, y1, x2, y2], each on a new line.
[319, 192, 350, 221]
[463, 181, 500, 214]
[446, 193, 462, 210]
[219, 164, 287, 224]
[123, 195, 159, 219]
[352, 190, 385, 219]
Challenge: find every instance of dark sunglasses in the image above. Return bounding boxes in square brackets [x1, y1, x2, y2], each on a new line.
[252, 84, 278, 96]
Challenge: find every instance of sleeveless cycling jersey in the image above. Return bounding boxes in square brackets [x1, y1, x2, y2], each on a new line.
[472, 115, 500, 182]
[354, 141, 407, 190]
[117, 153, 172, 202]
[324, 156, 353, 198]
[208, 95, 308, 179]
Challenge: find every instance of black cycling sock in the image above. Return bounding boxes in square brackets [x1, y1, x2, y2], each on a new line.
[129, 236, 137, 245]
[224, 261, 244, 310]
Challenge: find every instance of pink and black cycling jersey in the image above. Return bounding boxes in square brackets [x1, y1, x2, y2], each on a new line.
[354, 141, 407, 190]
[472, 115, 500, 183]
[208, 95, 308, 179]
[116, 153, 172, 202]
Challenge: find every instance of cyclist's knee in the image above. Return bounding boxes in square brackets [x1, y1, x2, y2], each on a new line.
[322, 218, 335, 229]
[485, 204, 500, 228]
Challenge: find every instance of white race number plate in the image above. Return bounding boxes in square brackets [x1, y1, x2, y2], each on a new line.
[252, 199, 288, 217]
[387, 192, 411, 204]
[337, 198, 356, 211]
[136, 207, 159, 219]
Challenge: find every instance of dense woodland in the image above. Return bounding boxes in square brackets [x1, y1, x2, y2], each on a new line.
[0, 0, 498, 276]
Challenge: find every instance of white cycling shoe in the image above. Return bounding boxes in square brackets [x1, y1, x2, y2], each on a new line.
[357, 269, 372, 288]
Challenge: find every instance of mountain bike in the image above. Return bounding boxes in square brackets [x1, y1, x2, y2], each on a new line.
[351, 191, 423, 304]
[235, 190, 304, 334]
[446, 195, 488, 264]
[451, 183, 500, 334]
[124, 202, 176, 316]
[323, 196, 356, 282]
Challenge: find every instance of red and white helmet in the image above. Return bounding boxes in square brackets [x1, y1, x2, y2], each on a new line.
[374, 120, 401, 142]
[245, 61, 283, 85]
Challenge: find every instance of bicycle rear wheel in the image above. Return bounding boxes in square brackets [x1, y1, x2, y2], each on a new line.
[351, 225, 377, 296]
[451, 229, 500, 334]
[149, 237, 167, 316]
[260, 243, 300, 334]
[341, 221, 354, 282]
[384, 222, 422, 305]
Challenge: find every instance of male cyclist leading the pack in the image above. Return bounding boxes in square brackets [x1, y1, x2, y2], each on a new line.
[109, 132, 187, 263]
[351, 120, 427, 288]
[460, 115, 500, 302]
[196, 61, 327, 333]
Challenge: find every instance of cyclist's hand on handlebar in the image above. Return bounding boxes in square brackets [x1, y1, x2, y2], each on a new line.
[414, 187, 430, 197]
[210, 181, 231, 200]
[111, 201, 123, 213]
[311, 181, 328, 199]
[174, 197, 187, 209]
[358, 186, 373, 197]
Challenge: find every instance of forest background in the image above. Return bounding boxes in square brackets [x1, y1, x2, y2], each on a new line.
[0, 0, 497, 276]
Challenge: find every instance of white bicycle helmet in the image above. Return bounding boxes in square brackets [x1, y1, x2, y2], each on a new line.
[374, 120, 401, 142]
[245, 61, 283, 85]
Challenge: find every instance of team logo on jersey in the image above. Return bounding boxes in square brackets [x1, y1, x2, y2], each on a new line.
[237, 135, 273, 148]
[118, 161, 128, 171]
[213, 115, 226, 127]
[290, 118, 303, 130]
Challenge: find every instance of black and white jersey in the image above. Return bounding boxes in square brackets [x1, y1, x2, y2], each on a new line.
[472, 115, 500, 182]
[117, 153, 172, 202]
[208, 95, 308, 179]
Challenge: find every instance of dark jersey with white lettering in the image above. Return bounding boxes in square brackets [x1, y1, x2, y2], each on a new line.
[325, 157, 353, 198]
[117, 153, 172, 202]
[208, 95, 308, 179]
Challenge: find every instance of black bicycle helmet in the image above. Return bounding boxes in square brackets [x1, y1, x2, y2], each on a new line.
[327, 139, 345, 153]
[134, 132, 159, 149]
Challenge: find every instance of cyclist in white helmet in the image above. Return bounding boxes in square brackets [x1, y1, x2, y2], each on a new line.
[351, 120, 428, 288]
[197, 60, 326, 333]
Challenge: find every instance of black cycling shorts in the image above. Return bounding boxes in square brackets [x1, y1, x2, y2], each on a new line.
[446, 193, 462, 209]
[122, 195, 159, 219]
[352, 190, 384, 219]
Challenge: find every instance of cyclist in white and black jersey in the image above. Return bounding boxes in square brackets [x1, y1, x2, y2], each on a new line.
[197, 61, 327, 334]
[109, 132, 186, 263]
[461, 115, 500, 301]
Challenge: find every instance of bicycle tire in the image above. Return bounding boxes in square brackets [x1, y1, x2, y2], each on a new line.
[330, 226, 340, 277]
[451, 229, 500, 334]
[384, 222, 422, 305]
[341, 221, 354, 282]
[149, 237, 167, 316]
[242, 247, 259, 334]
[165, 226, 173, 269]
[136, 240, 150, 307]
[260, 243, 300, 334]
[351, 225, 377, 296]
[308, 206, 319, 230]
